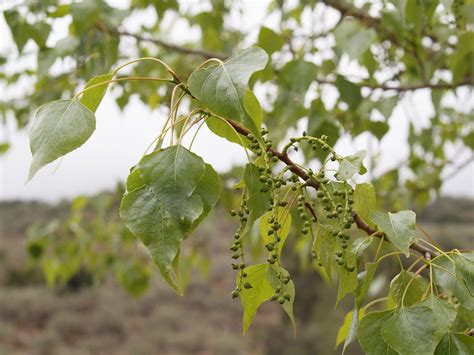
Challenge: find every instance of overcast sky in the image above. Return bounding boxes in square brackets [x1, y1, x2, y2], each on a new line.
[0, 1, 472, 203]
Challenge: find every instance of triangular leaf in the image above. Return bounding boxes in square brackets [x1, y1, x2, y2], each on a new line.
[418, 294, 457, 332]
[240, 264, 295, 334]
[454, 253, 474, 297]
[120, 146, 220, 294]
[432, 254, 474, 311]
[28, 99, 96, 180]
[370, 210, 416, 257]
[188, 47, 268, 137]
[337, 150, 367, 181]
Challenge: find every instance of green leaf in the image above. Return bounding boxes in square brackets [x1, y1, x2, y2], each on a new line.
[0, 142, 10, 155]
[435, 332, 474, 355]
[463, 131, 474, 150]
[337, 252, 358, 304]
[28, 99, 96, 180]
[116, 261, 151, 298]
[267, 265, 296, 333]
[188, 47, 268, 136]
[433, 254, 474, 311]
[450, 32, 474, 82]
[389, 270, 428, 307]
[370, 210, 416, 257]
[354, 183, 376, 229]
[80, 73, 114, 113]
[257, 27, 285, 55]
[70, 0, 100, 33]
[334, 18, 376, 61]
[418, 294, 457, 333]
[358, 310, 398, 355]
[381, 305, 453, 355]
[365, 120, 389, 140]
[454, 253, 474, 296]
[243, 89, 262, 128]
[189, 163, 221, 229]
[4, 10, 31, 53]
[336, 306, 365, 352]
[240, 263, 295, 334]
[243, 163, 272, 231]
[30, 22, 51, 48]
[352, 237, 373, 260]
[355, 262, 378, 306]
[260, 207, 292, 256]
[205, 89, 263, 147]
[313, 223, 336, 278]
[335, 76, 362, 110]
[337, 150, 367, 181]
[120, 146, 220, 294]
[376, 96, 399, 119]
[307, 99, 340, 162]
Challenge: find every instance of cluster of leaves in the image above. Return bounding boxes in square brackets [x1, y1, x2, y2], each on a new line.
[26, 190, 209, 297]
[2, 0, 473, 208]
[26, 192, 153, 297]
[26, 46, 473, 354]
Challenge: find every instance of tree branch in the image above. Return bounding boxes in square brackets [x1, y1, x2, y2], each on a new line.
[96, 22, 228, 60]
[316, 77, 472, 92]
[225, 119, 437, 260]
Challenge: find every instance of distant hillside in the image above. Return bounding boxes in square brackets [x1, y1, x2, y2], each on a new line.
[418, 197, 474, 223]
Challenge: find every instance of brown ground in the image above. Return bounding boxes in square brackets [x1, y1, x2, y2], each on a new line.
[0, 197, 472, 355]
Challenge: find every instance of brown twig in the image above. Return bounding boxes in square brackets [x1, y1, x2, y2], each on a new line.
[96, 22, 228, 60]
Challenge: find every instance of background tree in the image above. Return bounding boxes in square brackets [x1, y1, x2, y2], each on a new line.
[2, 0, 473, 208]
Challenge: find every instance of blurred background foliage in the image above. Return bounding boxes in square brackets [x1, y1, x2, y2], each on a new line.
[1, 0, 473, 207]
[0, 0, 473, 354]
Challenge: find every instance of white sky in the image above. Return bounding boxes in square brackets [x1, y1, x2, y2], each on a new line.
[0, 0, 473, 202]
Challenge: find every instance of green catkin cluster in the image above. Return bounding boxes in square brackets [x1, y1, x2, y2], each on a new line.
[230, 132, 358, 299]
[229, 196, 250, 298]
[270, 274, 292, 305]
[246, 128, 279, 164]
[315, 174, 356, 272]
